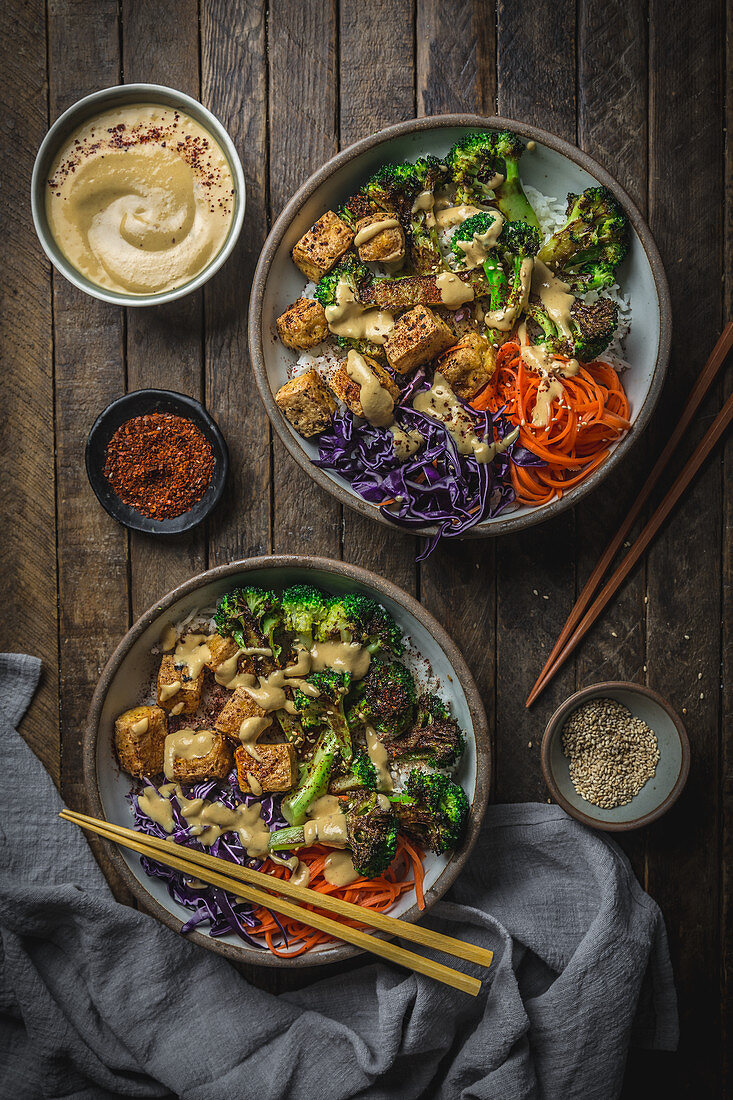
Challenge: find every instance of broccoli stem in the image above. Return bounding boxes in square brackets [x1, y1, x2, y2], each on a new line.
[481, 255, 508, 311]
[281, 731, 337, 826]
[494, 160, 540, 229]
[268, 825, 306, 851]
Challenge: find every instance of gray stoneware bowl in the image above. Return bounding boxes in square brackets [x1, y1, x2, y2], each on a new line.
[541, 682, 690, 831]
[31, 83, 246, 307]
[249, 114, 671, 538]
[84, 556, 490, 967]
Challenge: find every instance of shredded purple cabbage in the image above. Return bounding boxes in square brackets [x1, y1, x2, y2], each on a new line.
[130, 770, 289, 948]
[316, 383, 544, 559]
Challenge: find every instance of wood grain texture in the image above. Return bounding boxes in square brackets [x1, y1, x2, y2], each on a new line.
[494, 0, 578, 802]
[122, 0, 207, 615]
[268, 0, 341, 557]
[339, 0, 418, 592]
[724, 0, 733, 1086]
[415, 0, 498, 783]
[646, 0, 724, 1092]
[202, 0, 272, 564]
[0, 2, 58, 778]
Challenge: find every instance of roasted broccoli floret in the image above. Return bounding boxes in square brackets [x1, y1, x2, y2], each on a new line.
[316, 593, 403, 656]
[313, 251, 372, 309]
[387, 692, 466, 767]
[270, 790, 398, 878]
[537, 186, 629, 291]
[213, 587, 282, 654]
[329, 748, 380, 793]
[526, 292, 618, 362]
[451, 211, 507, 309]
[280, 728, 340, 826]
[280, 584, 326, 649]
[293, 668, 352, 762]
[347, 660, 417, 737]
[447, 130, 539, 228]
[391, 770, 469, 854]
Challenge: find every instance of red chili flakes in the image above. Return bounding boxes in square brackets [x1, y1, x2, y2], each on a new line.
[103, 412, 215, 520]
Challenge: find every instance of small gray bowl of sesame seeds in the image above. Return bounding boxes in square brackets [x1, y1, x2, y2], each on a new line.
[541, 682, 690, 831]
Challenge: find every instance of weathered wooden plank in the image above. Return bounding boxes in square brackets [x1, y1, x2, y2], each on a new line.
[494, 0, 577, 802]
[723, 6, 733, 1090]
[415, 0, 498, 781]
[0, 3, 59, 779]
[268, 0, 341, 557]
[339, 0, 418, 592]
[202, 0, 271, 563]
[645, 0, 724, 1091]
[121, 0, 207, 615]
[47, 0, 134, 902]
[576, 0, 648, 891]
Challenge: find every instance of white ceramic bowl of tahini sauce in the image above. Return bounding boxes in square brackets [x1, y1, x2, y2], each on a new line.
[31, 84, 245, 306]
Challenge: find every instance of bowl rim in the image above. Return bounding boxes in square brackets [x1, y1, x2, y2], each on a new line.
[30, 82, 246, 307]
[248, 112, 672, 539]
[83, 554, 492, 967]
[85, 388, 229, 535]
[540, 680, 691, 831]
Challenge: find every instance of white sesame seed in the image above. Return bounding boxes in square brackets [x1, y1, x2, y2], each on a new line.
[561, 698, 660, 809]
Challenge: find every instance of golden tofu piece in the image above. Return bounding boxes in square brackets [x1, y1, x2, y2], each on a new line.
[205, 634, 240, 674]
[327, 354, 400, 419]
[275, 369, 336, 437]
[354, 213, 406, 265]
[214, 687, 268, 737]
[384, 305, 454, 374]
[291, 211, 354, 281]
[276, 298, 329, 350]
[436, 332, 497, 400]
[235, 743, 297, 793]
[166, 730, 233, 784]
[156, 655, 204, 715]
[114, 705, 167, 779]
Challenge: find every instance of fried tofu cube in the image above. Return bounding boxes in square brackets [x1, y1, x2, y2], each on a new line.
[205, 634, 240, 674]
[291, 211, 354, 281]
[275, 369, 336, 437]
[276, 298, 330, 350]
[114, 705, 167, 778]
[327, 353, 400, 419]
[384, 305, 455, 374]
[436, 332, 497, 400]
[214, 687, 269, 737]
[235, 743, 297, 793]
[354, 213, 406, 265]
[165, 729, 233, 783]
[156, 655, 204, 715]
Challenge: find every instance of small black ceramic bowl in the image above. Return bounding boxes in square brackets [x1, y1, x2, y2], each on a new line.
[86, 389, 228, 535]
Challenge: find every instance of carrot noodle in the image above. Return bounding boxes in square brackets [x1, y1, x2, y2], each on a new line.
[472, 339, 631, 505]
[248, 833, 426, 958]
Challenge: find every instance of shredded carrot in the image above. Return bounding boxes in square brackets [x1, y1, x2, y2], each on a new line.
[247, 834, 426, 957]
[471, 339, 631, 505]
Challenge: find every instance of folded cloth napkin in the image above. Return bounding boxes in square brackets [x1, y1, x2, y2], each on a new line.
[0, 653, 678, 1100]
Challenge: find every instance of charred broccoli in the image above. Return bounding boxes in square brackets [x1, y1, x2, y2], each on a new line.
[451, 211, 507, 309]
[391, 770, 468, 854]
[280, 727, 340, 826]
[213, 587, 282, 655]
[292, 668, 352, 762]
[313, 251, 372, 310]
[316, 593, 403, 656]
[329, 748, 380, 793]
[347, 660, 417, 737]
[447, 130, 539, 228]
[537, 186, 629, 292]
[280, 583, 326, 649]
[526, 291, 618, 362]
[270, 791, 398, 878]
[387, 692, 465, 767]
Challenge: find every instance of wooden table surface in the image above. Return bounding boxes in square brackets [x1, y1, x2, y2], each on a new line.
[2, 0, 730, 1094]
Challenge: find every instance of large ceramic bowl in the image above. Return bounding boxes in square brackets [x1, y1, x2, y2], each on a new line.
[84, 556, 490, 967]
[249, 115, 671, 537]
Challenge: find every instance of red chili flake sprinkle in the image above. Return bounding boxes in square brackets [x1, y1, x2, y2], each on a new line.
[103, 412, 215, 520]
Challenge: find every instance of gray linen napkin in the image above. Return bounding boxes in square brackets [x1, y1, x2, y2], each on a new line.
[0, 653, 677, 1100]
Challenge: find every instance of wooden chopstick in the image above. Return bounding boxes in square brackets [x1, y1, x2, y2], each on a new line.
[60, 810, 486, 996]
[61, 807, 492, 967]
[525, 386, 733, 705]
[526, 322, 733, 708]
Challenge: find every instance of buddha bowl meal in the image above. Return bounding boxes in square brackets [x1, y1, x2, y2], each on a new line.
[267, 129, 639, 556]
[111, 581, 473, 958]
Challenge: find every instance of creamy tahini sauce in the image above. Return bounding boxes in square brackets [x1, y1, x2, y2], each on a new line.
[309, 641, 371, 681]
[45, 104, 235, 295]
[485, 257, 534, 331]
[436, 272, 474, 308]
[454, 210, 504, 268]
[238, 716, 272, 759]
[389, 423, 424, 460]
[412, 190, 436, 228]
[137, 782, 270, 855]
[353, 217, 400, 246]
[159, 680, 182, 702]
[434, 204, 484, 230]
[365, 725, 393, 792]
[325, 279, 394, 344]
[346, 349, 395, 427]
[160, 624, 177, 652]
[290, 860, 311, 888]
[302, 794, 350, 847]
[174, 634, 211, 679]
[131, 716, 149, 736]
[414, 372, 492, 462]
[163, 728, 216, 780]
[531, 259, 575, 340]
[323, 851, 360, 886]
[531, 377, 565, 428]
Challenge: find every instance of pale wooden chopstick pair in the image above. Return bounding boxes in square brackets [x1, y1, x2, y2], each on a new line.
[526, 323, 733, 706]
[60, 808, 492, 996]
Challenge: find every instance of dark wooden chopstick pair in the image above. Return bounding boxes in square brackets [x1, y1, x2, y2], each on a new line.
[526, 323, 733, 707]
[60, 808, 492, 996]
